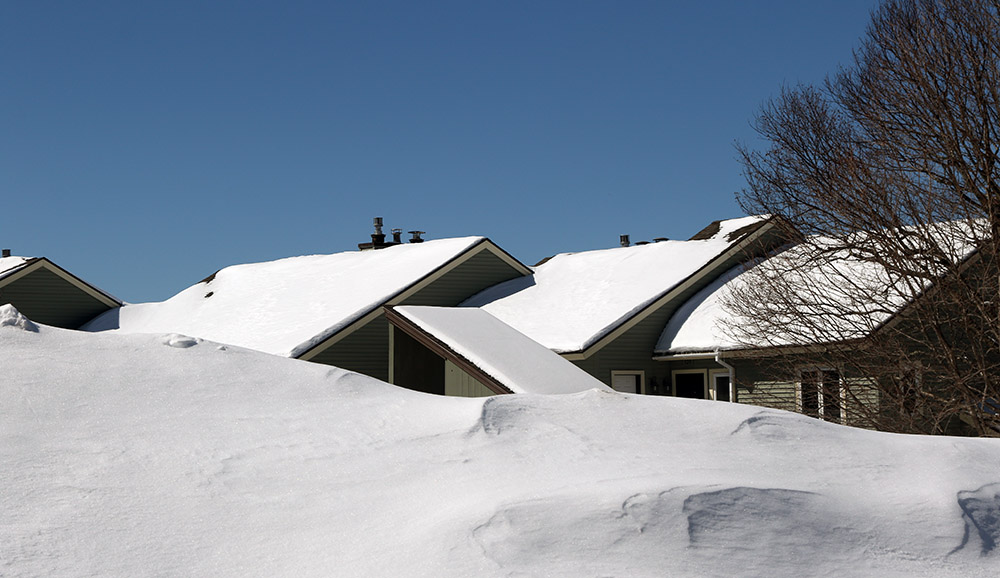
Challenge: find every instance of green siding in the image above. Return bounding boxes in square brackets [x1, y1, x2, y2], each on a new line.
[444, 360, 495, 397]
[0, 267, 114, 329]
[402, 248, 525, 307]
[308, 315, 390, 381]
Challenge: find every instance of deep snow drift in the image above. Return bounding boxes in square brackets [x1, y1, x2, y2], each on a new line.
[3, 307, 999, 577]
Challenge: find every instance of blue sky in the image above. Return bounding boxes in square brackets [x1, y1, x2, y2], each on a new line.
[2, 1, 877, 302]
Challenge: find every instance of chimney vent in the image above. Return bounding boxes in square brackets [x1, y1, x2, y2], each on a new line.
[619, 234, 630, 247]
[1, 249, 10, 258]
[391, 228, 402, 244]
[408, 230, 425, 243]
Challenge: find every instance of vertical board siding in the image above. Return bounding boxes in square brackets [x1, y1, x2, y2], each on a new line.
[445, 360, 494, 397]
[0, 268, 113, 329]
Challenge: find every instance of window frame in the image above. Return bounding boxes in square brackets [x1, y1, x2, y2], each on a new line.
[797, 367, 844, 423]
[611, 370, 645, 394]
[671, 369, 708, 399]
[709, 369, 733, 402]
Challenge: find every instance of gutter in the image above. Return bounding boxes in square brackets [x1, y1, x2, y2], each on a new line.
[715, 350, 735, 401]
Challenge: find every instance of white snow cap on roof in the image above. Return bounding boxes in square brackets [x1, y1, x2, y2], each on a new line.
[0, 256, 32, 280]
[84, 237, 486, 357]
[393, 306, 611, 395]
[657, 220, 982, 354]
[463, 216, 769, 353]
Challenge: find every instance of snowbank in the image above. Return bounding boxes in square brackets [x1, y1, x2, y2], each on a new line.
[3, 309, 999, 577]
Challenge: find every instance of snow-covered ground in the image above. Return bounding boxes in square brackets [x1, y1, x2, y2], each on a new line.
[3, 304, 999, 577]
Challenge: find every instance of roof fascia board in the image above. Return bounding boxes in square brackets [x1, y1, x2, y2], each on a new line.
[384, 306, 513, 395]
[573, 220, 777, 360]
[0, 258, 121, 308]
[296, 239, 531, 360]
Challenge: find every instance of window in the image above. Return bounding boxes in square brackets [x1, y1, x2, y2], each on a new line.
[611, 371, 644, 394]
[672, 369, 707, 399]
[799, 368, 842, 422]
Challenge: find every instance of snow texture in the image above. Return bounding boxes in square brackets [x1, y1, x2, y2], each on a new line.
[83, 237, 485, 357]
[657, 222, 981, 354]
[0, 255, 31, 280]
[4, 315, 999, 577]
[0, 303, 39, 332]
[463, 216, 767, 353]
[393, 305, 610, 394]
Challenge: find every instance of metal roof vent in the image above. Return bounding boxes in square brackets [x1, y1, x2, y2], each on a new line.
[391, 228, 402, 243]
[408, 230, 425, 243]
[653, 237, 669, 243]
[619, 234, 630, 247]
[1, 249, 10, 258]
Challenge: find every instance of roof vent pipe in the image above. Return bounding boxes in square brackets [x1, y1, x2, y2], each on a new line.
[408, 231, 425, 243]
[1, 249, 10, 258]
[620, 234, 630, 247]
[371, 216, 386, 245]
[391, 229, 402, 244]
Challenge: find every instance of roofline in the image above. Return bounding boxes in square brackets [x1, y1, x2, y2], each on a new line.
[0, 257, 122, 309]
[383, 305, 513, 395]
[562, 217, 779, 360]
[296, 238, 532, 360]
[652, 234, 985, 359]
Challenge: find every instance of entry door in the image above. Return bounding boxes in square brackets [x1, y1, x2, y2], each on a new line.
[674, 371, 706, 399]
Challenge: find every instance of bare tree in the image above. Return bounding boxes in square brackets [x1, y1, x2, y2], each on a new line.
[730, 0, 1000, 435]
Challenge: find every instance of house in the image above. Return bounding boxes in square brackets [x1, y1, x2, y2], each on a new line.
[385, 305, 611, 396]
[652, 221, 987, 431]
[0, 253, 121, 329]
[461, 216, 792, 395]
[84, 233, 532, 383]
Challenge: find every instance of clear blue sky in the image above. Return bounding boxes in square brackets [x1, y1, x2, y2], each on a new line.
[2, 0, 877, 302]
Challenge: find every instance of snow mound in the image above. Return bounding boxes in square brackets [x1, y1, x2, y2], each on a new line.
[0, 303, 39, 332]
[4, 326, 1000, 577]
[161, 333, 201, 348]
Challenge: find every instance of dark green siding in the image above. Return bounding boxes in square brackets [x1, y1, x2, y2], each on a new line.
[0, 267, 114, 329]
[308, 315, 390, 381]
[402, 249, 525, 306]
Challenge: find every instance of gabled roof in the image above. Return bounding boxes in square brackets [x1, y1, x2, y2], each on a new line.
[655, 221, 982, 357]
[84, 237, 530, 358]
[387, 305, 611, 395]
[0, 256, 121, 307]
[462, 216, 776, 355]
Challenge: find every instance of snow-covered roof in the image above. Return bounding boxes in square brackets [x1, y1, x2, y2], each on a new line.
[84, 237, 489, 357]
[462, 216, 770, 353]
[657, 221, 982, 355]
[0, 256, 33, 280]
[392, 306, 611, 395]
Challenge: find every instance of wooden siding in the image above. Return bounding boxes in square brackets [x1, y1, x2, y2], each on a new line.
[307, 315, 390, 381]
[0, 267, 114, 329]
[445, 360, 495, 397]
[401, 248, 526, 307]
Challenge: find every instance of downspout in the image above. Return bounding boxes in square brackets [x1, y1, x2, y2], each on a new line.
[715, 350, 735, 402]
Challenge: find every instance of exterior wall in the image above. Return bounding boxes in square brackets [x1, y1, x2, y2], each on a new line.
[390, 325, 445, 395]
[403, 248, 526, 307]
[308, 315, 390, 381]
[444, 360, 495, 397]
[0, 267, 115, 329]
